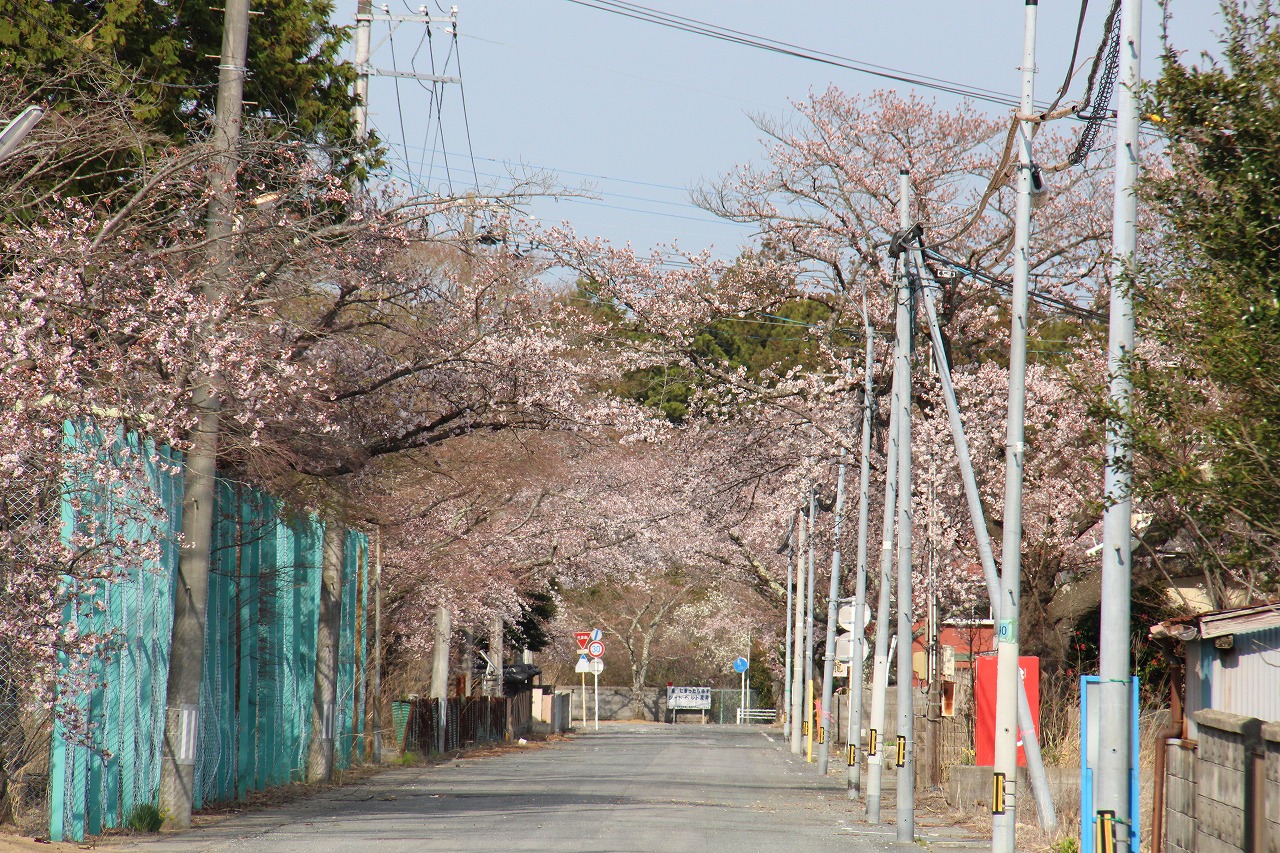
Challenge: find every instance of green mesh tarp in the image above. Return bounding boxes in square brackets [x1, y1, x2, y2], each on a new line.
[49, 431, 368, 841]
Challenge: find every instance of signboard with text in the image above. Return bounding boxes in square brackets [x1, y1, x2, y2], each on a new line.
[666, 686, 712, 710]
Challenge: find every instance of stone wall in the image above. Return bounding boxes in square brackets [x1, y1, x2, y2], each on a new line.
[1168, 709, 1273, 853]
[1264, 722, 1280, 853]
[1164, 738, 1198, 853]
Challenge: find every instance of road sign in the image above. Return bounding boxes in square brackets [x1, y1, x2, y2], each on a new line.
[667, 686, 711, 710]
[574, 631, 591, 649]
[733, 656, 748, 673]
[587, 639, 605, 658]
[588, 658, 604, 675]
[590, 628, 603, 642]
[575, 654, 590, 673]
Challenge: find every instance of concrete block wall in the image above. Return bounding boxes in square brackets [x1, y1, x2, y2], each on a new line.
[1190, 709, 1263, 853]
[1164, 738, 1198, 853]
[1264, 722, 1280, 853]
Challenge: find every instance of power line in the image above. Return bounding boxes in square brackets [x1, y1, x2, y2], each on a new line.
[562, 0, 1031, 110]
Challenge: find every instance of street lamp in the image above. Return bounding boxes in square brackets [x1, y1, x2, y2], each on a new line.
[0, 105, 45, 164]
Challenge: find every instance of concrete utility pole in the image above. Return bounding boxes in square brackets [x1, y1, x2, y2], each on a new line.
[789, 507, 807, 755]
[992, 3, 1039, 850]
[158, 0, 251, 829]
[1097, 0, 1142, 849]
[431, 605, 451, 754]
[308, 524, 346, 782]
[865, 337, 902, 824]
[893, 170, 915, 843]
[817, 363, 853, 773]
[353, 0, 372, 142]
[915, 248, 1057, 829]
[487, 617, 504, 697]
[372, 529, 383, 763]
[783, 521, 794, 741]
[804, 486, 817, 762]
[847, 299, 876, 799]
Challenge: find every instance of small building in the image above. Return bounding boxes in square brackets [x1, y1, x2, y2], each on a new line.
[1151, 602, 1280, 736]
[1149, 602, 1280, 853]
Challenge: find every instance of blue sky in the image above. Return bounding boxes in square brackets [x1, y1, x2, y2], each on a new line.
[333, 0, 1225, 259]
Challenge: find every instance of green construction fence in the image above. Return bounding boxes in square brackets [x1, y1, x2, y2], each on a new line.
[48, 426, 369, 841]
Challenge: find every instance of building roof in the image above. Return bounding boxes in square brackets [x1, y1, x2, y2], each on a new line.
[1150, 601, 1280, 642]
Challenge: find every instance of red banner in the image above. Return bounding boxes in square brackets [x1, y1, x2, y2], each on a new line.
[974, 654, 1040, 767]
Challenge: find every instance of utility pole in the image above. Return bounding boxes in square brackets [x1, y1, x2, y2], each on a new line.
[1097, 0, 1142, 850]
[353, 0, 372, 143]
[789, 502, 807, 755]
[158, 0, 250, 829]
[308, 524, 345, 782]
[783, 522, 794, 741]
[865, 333, 902, 824]
[372, 528, 383, 763]
[992, 3, 1039, 850]
[893, 169, 916, 843]
[847, 297, 875, 799]
[804, 486, 817, 763]
[817, 361, 853, 774]
[914, 248, 1058, 829]
[925, 371, 941, 791]
[431, 605, 451, 754]
[487, 617, 504, 697]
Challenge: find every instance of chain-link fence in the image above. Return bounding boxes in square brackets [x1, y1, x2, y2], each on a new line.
[0, 470, 62, 833]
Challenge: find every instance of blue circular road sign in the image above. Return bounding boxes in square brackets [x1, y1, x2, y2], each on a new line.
[733, 656, 749, 673]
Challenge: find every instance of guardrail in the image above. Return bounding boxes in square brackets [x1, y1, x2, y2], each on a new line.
[736, 708, 778, 724]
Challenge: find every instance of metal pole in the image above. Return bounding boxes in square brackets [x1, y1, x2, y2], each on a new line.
[848, 294, 876, 799]
[993, 3, 1039, 849]
[805, 486, 817, 762]
[1098, 1, 1142, 850]
[818, 360, 853, 773]
[893, 169, 916, 843]
[790, 507, 807, 754]
[865, 324, 902, 824]
[916, 249, 1058, 829]
[746, 627, 752, 715]
[593, 671, 599, 731]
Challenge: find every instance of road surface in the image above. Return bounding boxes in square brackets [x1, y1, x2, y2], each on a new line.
[119, 723, 976, 852]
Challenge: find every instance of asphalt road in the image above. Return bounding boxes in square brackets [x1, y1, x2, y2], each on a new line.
[117, 724, 965, 853]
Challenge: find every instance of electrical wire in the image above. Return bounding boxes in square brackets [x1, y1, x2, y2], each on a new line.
[562, 0, 1032, 110]
[453, 29, 482, 190]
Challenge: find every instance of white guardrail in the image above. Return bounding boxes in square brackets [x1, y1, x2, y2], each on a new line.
[735, 708, 778, 724]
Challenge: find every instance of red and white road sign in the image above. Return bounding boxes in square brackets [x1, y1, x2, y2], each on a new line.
[574, 631, 592, 649]
[587, 639, 605, 658]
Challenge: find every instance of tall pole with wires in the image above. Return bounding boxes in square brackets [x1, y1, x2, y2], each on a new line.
[790, 501, 807, 755]
[817, 360, 853, 774]
[804, 485, 817, 762]
[353, 0, 372, 143]
[1097, 0, 1141, 850]
[783, 521, 794, 741]
[865, 302, 902, 825]
[893, 169, 915, 843]
[847, 302, 876, 799]
[992, 3, 1039, 851]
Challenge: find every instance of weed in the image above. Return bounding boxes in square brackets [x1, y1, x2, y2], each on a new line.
[126, 802, 164, 833]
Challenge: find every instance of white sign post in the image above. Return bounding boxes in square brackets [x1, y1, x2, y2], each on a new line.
[588, 657, 604, 730]
[574, 653, 590, 726]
